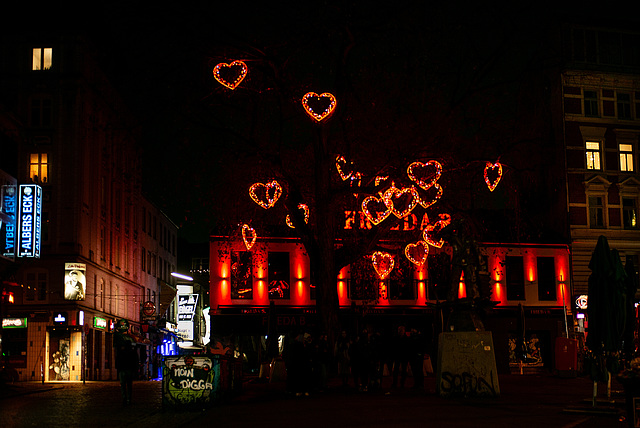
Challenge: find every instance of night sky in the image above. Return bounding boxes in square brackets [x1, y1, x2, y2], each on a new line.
[5, 3, 634, 243]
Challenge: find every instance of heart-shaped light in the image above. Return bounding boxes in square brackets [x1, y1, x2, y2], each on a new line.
[407, 160, 442, 191]
[242, 224, 257, 250]
[484, 161, 503, 192]
[423, 213, 451, 248]
[249, 180, 282, 209]
[286, 204, 310, 228]
[302, 92, 337, 122]
[213, 60, 248, 90]
[372, 251, 395, 280]
[405, 241, 429, 266]
[362, 195, 392, 225]
[383, 184, 419, 219]
[335, 155, 353, 181]
[416, 183, 443, 208]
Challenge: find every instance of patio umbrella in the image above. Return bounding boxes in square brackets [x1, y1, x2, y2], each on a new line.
[586, 235, 627, 404]
[623, 257, 639, 359]
[586, 236, 627, 354]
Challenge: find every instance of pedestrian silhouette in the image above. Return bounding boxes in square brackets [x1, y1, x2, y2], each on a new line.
[115, 341, 138, 405]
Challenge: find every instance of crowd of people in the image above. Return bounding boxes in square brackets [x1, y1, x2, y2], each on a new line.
[282, 325, 429, 396]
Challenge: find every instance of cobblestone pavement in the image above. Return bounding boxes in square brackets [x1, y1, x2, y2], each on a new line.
[0, 374, 630, 428]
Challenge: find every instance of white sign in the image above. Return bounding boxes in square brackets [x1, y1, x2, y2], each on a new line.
[64, 263, 87, 300]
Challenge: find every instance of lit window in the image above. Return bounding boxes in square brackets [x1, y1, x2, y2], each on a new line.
[32, 48, 52, 70]
[623, 198, 638, 229]
[584, 90, 599, 117]
[29, 153, 48, 183]
[617, 93, 632, 120]
[586, 141, 601, 170]
[589, 196, 605, 228]
[620, 143, 634, 172]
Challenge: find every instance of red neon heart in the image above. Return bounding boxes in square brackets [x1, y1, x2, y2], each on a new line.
[249, 180, 282, 209]
[405, 241, 429, 266]
[361, 195, 391, 225]
[383, 185, 419, 219]
[242, 224, 257, 250]
[286, 204, 310, 229]
[335, 155, 353, 181]
[422, 213, 451, 248]
[484, 161, 503, 192]
[302, 92, 337, 122]
[372, 251, 395, 280]
[213, 60, 248, 90]
[407, 160, 442, 191]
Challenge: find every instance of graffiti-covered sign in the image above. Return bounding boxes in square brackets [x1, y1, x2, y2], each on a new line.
[162, 355, 219, 409]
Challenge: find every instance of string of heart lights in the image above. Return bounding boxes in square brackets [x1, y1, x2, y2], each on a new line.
[286, 204, 310, 228]
[213, 60, 248, 90]
[302, 92, 337, 122]
[405, 241, 429, 266]
[241, 224, 257, 250]
[371, 251, 395, 280]
[249, 180, 282, 209]
[423, 213, 452, 248]
[484, 161, 503, 192]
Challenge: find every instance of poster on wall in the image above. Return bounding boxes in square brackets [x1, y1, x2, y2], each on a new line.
[64, 263, 86, 300]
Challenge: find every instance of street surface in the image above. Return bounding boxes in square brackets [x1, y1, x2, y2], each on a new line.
[0, 373, 630, 427]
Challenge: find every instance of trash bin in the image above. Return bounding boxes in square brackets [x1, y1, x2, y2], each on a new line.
[162, 355, 221, 410]
[555, 337, 578, 378]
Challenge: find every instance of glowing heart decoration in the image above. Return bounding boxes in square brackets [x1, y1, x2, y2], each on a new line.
[423, 213, 451, 248]
[362, 195, 392, 225]
[416, 183, 443, 208]
[484, 161, 503, 192]
[241, 224, 257, 250]
[249, 180, 282, 209]
[382, 184, 420, 219]
[286, 204, 310, 229]
[407, 160, 442, 191]
[302, 92, 337, 122]
[405, 241, 429, 266]
[372, 251, 395, 280]
[335, 155, 353, 181]
[213, 60, 248, 90]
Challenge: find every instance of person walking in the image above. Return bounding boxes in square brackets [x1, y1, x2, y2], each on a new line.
[115, 341, 138, 405]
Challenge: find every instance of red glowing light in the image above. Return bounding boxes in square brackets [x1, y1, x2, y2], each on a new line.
[302, 92, 337, 122]
[372, 251, 395, 280]
[249, 180, 282, 209]
[241, 224, 257, 250]
[484, 161, 503, 192]
[213, 60, 248, 90]
[405, 241, 429, 266]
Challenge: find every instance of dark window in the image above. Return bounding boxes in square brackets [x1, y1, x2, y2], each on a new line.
[389, 257, 415, 300]
[589, 196, 605, 228]
[231, 251, 253, 299]
[537, 257, 556, 301]
[506, 256, 525, 301]
[584, 90, 599, 117]
[268, 252, 290, 299]
[617, 93, 632, 120]
[427, 252, 451, 301]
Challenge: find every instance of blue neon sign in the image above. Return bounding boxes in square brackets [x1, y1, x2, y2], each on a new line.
[1, 185, 17, 258]
[17, 184, 42, 258]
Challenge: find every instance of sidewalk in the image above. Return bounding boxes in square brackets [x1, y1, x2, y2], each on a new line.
[0, 373, 629, 427]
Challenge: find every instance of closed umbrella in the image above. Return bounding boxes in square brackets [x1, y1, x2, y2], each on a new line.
[586, 235, 627, 404]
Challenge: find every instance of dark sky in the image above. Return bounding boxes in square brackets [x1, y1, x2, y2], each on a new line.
[7, 3, 636, 243]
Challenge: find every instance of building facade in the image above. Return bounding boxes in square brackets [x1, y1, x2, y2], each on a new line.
[560, 23, 640, 298]
[0, 35, 178, 381]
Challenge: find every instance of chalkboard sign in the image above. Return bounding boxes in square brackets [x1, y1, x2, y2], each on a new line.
[162, 355, 220, 409]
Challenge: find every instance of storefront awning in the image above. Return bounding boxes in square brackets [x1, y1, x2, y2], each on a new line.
[157, 280, 176, 317]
